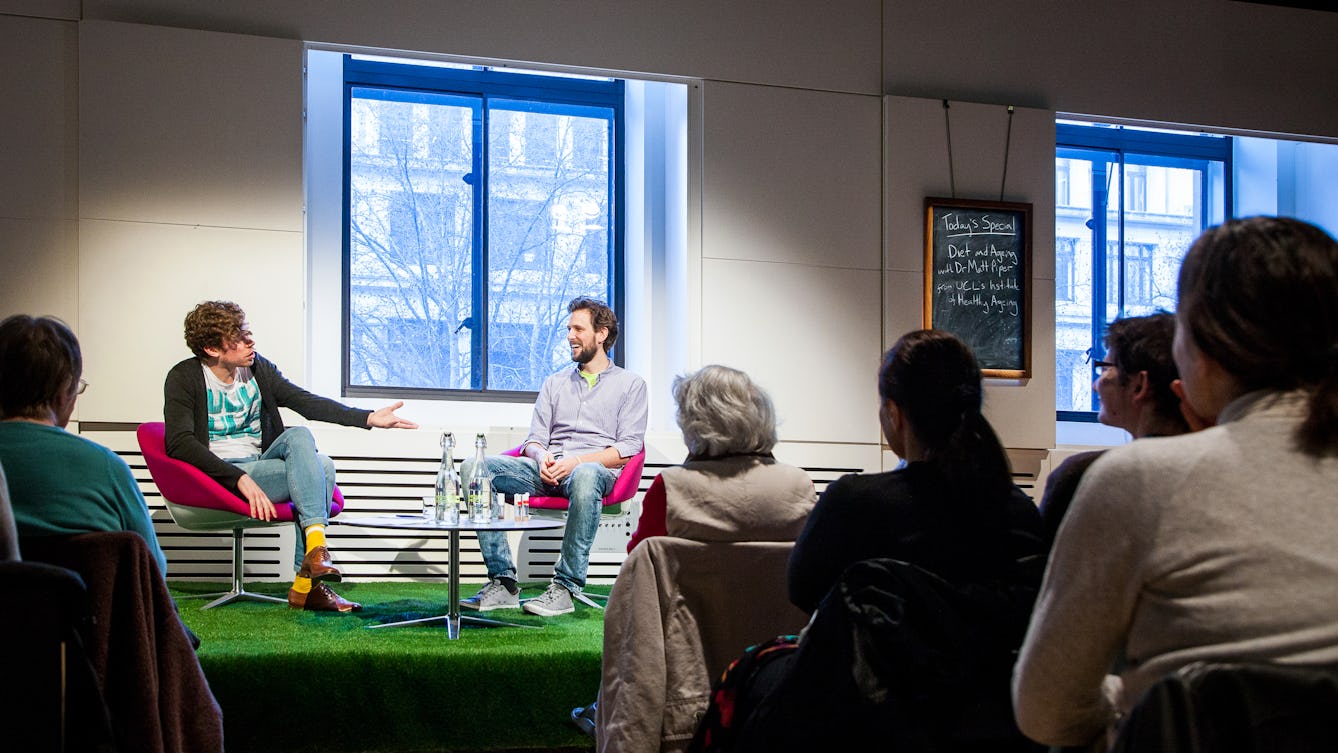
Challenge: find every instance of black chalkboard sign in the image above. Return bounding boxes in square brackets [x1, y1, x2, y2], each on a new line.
[923, 198, 1032, 377]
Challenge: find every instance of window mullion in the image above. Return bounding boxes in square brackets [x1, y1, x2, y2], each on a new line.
[1117, 153, 1126, 317]
[471, 100, 488, 391]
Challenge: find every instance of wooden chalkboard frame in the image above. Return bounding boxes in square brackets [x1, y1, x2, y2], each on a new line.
[923, 197, 1033, 378]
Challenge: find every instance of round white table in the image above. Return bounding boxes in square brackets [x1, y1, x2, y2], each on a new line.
[334, 513, 564, 639]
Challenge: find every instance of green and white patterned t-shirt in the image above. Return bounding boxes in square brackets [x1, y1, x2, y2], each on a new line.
[203, 364, 263, 459]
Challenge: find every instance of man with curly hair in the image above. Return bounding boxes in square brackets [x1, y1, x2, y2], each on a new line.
[460, 297, 647, 617]
[165, 301, 417, 612]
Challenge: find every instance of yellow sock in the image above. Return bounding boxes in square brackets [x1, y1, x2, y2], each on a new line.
[304, 524, 326, 553]
[292, 575, 313, 593]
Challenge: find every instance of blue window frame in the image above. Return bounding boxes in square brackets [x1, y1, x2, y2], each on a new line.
[342, 56, 625, 399]
[1054, 123, 1231, 421]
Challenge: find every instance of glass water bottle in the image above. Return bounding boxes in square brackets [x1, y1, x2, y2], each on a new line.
[433, 432, 461, 524]
[468, 433, 493, 524]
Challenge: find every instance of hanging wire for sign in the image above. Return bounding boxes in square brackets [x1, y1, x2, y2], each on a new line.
[943, 99, 956, 199]
[999, 105, 1015, 201]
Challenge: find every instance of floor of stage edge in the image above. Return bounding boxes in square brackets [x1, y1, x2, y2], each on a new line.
[172, 580, 605, 753]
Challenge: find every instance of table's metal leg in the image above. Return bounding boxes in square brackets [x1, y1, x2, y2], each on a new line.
[368, 614, 449, 629]
[367, 528, 540, 634]
[447, 530, 461, 639]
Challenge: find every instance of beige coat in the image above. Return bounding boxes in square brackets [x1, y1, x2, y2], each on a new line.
[597, 456, 815, 753]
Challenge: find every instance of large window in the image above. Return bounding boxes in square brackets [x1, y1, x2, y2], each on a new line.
[343, 56, 625, 398]
[1055, 123, 1230, 417]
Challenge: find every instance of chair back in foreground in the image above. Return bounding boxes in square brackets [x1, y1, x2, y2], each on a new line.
[20, 531, 223, 753]
[136, 421, 344, 608]
[0, 460, 18, 562]
[597, 536, 807, 753]
[1111, 661, 1338, 753]
[0, 461, 115, 752]
[0, 559, 114, 753]
[501, 444, 646, 514]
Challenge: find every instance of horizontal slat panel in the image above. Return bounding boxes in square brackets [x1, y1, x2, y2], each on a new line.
[82, 423, 938, 584]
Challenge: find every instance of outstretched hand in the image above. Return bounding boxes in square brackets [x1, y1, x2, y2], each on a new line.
[367, 401, 419, 429]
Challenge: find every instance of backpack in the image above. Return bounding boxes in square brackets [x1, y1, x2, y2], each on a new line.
[688, 634, 801, 753]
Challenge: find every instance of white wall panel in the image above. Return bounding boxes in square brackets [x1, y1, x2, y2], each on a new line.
[0, 218, 79, 322]
[0, 15, 76, 220]
[0, 0, 78, 19]
[884, 0, 1338, 140]
[77, 219, 303, 422]
[881, 269, 923, 346]
[884, 95, 1055, 451]
[702, 81, 882, 270]
[700, 257, 882, 446]
[79, 20, 302, 232]
[83, 0, 883, 95]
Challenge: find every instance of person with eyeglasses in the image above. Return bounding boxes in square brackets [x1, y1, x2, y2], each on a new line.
[164, 300, 418, 613]
[1038, 313, 1190, 547]
[1014, 217, 1338, 749]
[0, 314, 168, 573]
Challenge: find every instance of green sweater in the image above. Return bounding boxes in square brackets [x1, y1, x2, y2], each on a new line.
[0, 421, 167, 575]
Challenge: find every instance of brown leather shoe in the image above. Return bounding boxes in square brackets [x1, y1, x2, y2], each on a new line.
[288, 582, 362, 612]
[297, 545, 342, 583]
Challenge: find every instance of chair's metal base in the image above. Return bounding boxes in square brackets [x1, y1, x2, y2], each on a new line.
[183, 588, 288, 610]
[573, 590, 605, 610]
[368, 612, 541, 639]
[179, 527, 289, 610]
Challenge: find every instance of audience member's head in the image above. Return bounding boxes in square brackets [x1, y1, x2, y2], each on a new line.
[673, 364, 777, 459]
[1176, 216, 1338, 456]
[1096, 312, 1188, 437]
[0, 315, 84, 427]
[568, 297, 618, 353]
[183, 300, 251, 358]
[878, 329, 1012, 503]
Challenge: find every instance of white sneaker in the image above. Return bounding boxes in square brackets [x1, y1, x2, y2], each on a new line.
[460, 579, 519, 611]
[523, 582, 575, 616]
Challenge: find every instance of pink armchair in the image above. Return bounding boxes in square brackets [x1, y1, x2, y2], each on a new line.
[136, 421, 344, 608]
[501, 443, 645, 609]
[501, 443, 645, 513]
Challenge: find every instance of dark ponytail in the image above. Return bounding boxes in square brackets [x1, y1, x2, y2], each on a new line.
[879, 330, 1013, 506]
[1178, 217, 1338, 456]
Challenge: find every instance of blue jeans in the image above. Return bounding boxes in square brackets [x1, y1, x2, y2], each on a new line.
[462, 454, 615, 593]
[228, 426, 337, 570]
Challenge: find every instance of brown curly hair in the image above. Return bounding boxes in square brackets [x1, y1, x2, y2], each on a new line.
[184, 301, 251, 358]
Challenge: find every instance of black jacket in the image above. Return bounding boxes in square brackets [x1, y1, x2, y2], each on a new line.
[738, 558, 1044, 753]
[163, 354, 370, 495]
[1112, 661, 1338, 753]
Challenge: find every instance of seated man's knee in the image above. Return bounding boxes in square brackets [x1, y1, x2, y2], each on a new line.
[283, 425, 317, 449]
[566, 465, 610, 505]
[569, 463, 604, 483]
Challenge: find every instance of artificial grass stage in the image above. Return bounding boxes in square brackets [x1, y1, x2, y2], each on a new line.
[172, 580, 607, 753]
